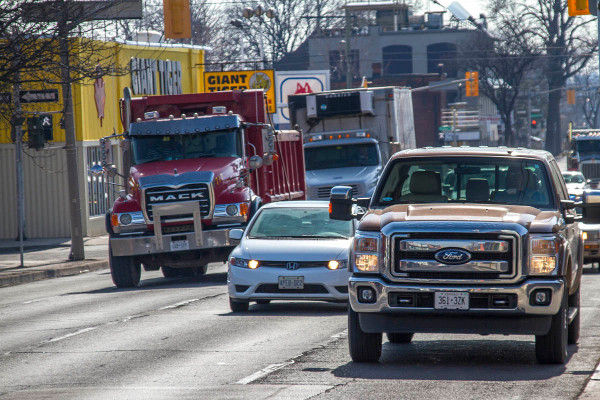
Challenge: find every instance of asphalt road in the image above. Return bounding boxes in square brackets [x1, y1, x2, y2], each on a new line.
[2, 261, 600, 399]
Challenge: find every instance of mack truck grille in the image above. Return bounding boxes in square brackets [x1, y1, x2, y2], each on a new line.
[316, 184, 359, 199]
[144, 184, 211, 221]
[581, 163, 600, 180]
[393, 233, 515, 280]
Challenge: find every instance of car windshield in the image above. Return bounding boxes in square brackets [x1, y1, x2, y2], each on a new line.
[375, 156, 555, 209]
[304, 143, 378, 171]
[131, 129, 242, 165]
[248, 207, 354, 238]
[563, 173, 584, 184]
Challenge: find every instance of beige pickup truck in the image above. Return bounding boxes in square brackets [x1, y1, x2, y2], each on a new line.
[330, 147, 593, 364]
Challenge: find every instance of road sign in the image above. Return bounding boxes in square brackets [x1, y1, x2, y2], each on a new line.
[439, 126, 452, 131]
[0, 90, 59, 104]
[22, 0, 143, 22]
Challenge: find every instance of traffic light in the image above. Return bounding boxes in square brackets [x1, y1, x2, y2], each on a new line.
[531, 118, 538, 129]
[465, 71, 479, 97]
[163, 0, 191, 39]
[567, 0, 594, 16]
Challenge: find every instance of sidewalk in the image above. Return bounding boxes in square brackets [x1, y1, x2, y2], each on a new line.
[0, 236, 109, 288]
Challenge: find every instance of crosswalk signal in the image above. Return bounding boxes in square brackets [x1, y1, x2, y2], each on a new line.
[568, 0, 593, 16]
[163, 0, 192, 39]
[465, 71, 479, 97]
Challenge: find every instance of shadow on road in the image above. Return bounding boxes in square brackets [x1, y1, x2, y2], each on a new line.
[219, 301, 348, 317]
[63, 272, 229, 295]
[330, 340, 577, 381]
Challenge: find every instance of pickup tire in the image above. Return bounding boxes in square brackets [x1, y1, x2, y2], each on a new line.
[229, 297, 249, 312]
[568, 286, 580, 345]
[109, 245, 141, 288]
[348, 308, 382, 362]
[535, 289, 568, 364]
[386, 332, 414, 343]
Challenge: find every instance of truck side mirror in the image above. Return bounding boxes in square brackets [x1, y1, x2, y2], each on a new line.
[330, 186, 355, 221]
[90, 164, 104, 177]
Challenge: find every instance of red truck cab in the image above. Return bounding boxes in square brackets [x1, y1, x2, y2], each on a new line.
[101, 89, 306, 287]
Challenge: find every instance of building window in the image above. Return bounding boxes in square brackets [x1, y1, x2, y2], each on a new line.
[86, 146, 116, 217]
[329, 49, 360, 82]
[383, 45, 413, 74]
[427, 43, 457, 77]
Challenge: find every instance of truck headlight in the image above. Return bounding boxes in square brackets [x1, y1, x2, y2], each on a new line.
[354, 235, 379, 272]
[530, 236, 559, 275]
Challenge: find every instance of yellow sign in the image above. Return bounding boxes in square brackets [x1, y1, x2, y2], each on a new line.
[204, 70, 276, 113]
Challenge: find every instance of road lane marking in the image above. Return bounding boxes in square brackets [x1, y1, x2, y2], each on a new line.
[23, 297, 53, 304]
[159, 299, 200, 310]
[236, 361, 295, 385]
[46, 327, 98, 343]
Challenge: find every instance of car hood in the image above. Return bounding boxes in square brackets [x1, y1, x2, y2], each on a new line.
[240, 238, 352, 261]
[358, 204, 562, 233]
[566, 183, 585, 195]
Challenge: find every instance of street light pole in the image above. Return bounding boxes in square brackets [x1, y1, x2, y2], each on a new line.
[241, 5, 275, 70]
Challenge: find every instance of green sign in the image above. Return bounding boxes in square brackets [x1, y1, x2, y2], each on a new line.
[530, 113, 543, 118]
[439, 126, 452, 131]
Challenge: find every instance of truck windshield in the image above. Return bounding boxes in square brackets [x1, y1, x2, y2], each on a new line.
[375, 157, 554, 209]
[575, 139, 600, 157]
[304, 143, 378, 171]
[131, 129, 242, 165]
[248, 207, 354, 238]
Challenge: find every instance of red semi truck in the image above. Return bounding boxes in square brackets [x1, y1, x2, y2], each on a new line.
[95, 89, 306, 287]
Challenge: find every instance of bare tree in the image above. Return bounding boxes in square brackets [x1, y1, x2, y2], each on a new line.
[573, 67, 600, 129]
[460, 1, 540, 146]
[523, 0, 597, 155]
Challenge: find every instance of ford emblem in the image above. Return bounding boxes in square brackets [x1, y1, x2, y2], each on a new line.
[434, 248, 472, 265]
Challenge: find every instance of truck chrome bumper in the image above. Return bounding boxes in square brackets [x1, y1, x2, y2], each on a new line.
[110, 229, 236, 257]
[349, 277, 564, 316]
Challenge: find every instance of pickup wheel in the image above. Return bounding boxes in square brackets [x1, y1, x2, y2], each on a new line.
[568, 286, 581, 345]
[109, 246, 141, 288]
[535, 289, 568, 364]
[162, 266, 179, 278]
[348, 307, 382, 362]
[386, 332, 414, 343]
[229, 297, 249, 312]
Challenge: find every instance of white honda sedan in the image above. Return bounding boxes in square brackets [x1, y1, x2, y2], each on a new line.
[227, 201, 355, 312]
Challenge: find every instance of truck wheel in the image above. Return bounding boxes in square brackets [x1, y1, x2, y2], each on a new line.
[109, 250, 141, 288]
[162, 266, 179, 278]
[568, 286, 580, 345]
[386, 332, 414, 343]
[535, 289, 568, 364]
[229, 297, 249, 312]
[348, 307, 382, 362]
[197, 264, 208, 275]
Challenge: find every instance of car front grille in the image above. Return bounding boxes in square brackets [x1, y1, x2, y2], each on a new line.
[315, 184, 359, 199]
[144, 183, 211, 222]
[258, 261, 328, 269]
[255, 284, 329, 294]
[393, 232, 516, 281]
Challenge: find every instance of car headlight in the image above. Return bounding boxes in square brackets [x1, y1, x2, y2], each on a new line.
[328, 260, 348, 270]
[530, 236, 559, 275]
[229, 257, 259, 269]
[354, 235, 379, 272]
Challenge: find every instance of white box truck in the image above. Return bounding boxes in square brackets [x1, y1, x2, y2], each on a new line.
[289, 86, 416, 200]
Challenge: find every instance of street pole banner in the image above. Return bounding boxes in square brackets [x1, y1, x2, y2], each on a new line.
[203, 70, 276, 114]
[274, 70, 330, 125]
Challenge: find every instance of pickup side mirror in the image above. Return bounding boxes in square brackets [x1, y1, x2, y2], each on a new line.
[329, 186, 355, 221]
[560, 199, 576, 210]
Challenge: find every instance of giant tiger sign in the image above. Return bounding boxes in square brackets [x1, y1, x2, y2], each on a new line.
[204, 70, 276, 114]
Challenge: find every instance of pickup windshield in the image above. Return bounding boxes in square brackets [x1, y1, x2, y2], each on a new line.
[131, 129, 242, 165]
[304, 143, 378, 171]
[248, 207, 354, 238]
[375, 157, 554, 209]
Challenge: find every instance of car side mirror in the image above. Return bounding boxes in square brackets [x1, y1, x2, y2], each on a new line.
[229, 229, 244, 241]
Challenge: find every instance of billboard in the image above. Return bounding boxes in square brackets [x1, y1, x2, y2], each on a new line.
[203, 70, 276, 114]
[274, 70, 330, 126]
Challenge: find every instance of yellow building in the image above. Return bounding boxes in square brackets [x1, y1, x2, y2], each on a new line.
[0, 39, 208, 239]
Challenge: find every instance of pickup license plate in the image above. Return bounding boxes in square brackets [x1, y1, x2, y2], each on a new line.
[434, 292, 469, 310]
[278, 276, 304, 290]
[170, 239, 189, 252]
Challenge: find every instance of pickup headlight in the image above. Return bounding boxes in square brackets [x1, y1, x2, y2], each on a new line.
[529, 236, 559, 275]
[354, 235, 379, 272]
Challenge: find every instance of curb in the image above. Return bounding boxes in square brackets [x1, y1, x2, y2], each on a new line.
[0, 260, 109, 288]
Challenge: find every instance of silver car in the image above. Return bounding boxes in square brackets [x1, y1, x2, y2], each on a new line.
[227, 201, 355, 312]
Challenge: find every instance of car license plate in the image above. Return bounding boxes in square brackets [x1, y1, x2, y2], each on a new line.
[434, 292, 469, 310]
[278, 276, 304, 290]
[170, 239, 189, 252]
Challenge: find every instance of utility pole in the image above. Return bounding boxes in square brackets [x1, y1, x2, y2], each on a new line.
[59, 3, 85, 261]
[12, 35, 25, 268]
[345, 8, 352, 89]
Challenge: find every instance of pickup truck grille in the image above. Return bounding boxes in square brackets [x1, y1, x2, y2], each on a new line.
[393, 233, 515, 280]
[316, 184, 359, 199]
[144, 184, 211, 222]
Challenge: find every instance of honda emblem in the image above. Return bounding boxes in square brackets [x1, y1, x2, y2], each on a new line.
[286, 262, 299, 270]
